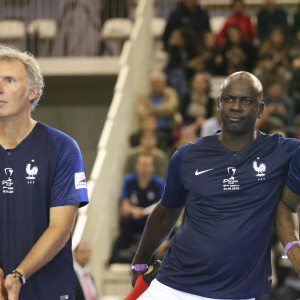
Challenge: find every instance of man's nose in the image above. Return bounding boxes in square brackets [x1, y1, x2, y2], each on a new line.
[231, 99, 242, 110]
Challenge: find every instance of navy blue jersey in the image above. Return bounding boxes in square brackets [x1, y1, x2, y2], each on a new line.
[0, 122, 89, 300]
[121, 173, 165, 208]
[120, 173, 165, 231]
[156, 132, 300, 299]
[286, 147, 300, 196]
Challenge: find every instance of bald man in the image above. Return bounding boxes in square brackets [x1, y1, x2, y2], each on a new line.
[131, 72, 300, 300]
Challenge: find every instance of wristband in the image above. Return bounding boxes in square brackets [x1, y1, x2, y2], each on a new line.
[131, 264, 148, 272]
[12, 270, 26, 285]
[285, 241, 300, 255]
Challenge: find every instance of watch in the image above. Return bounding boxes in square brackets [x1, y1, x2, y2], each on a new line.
[12, 270, 26, 285]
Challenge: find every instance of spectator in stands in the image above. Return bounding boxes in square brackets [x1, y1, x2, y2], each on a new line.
[216, 0, 256, 47]
[258, 27, 291, 71]
[263, 79, 295, 131]
[129, 115, 172, 151]
[293, 4, 300, 34]
[109, 154, 164, 264]
[74, 241, 98, 300]
[289, 60, 300, 114]
[136, 71, 180, 136]
[168, 126, 198, 157]
[181, 72, 215, 135]
[124, 130, 169, 178]
[253, 53, 289, 94]
[164, 27, 201, 99]
[221, 24, 256, 75]
[293, 114, 300, 139]
[257, 115, 286, 137]
[289, 28, 300, 63]
[196, 31, 225, 76]
[289, 29, 300, 113]
[200, 102, 221, 137]
[257, 0, 288, 43]
[162, 0, 210, 50]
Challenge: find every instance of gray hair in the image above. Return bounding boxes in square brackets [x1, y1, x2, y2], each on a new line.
[0, 44, 44, 112]
[150, 70, 167, 82]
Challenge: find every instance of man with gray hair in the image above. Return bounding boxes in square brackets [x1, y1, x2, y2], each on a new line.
[136, 70, 179, 135]
[0, 44, 89, 299]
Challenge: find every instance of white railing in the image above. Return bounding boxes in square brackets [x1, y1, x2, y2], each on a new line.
[72, 0, 153, 294]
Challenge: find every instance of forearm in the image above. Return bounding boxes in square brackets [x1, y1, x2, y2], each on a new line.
[16, 204, 78, 280]
[16, 224, 71, 279]
[153, 98, 178, 117]
[136, 97, 150, 118]
[132, 201, 182, 265]
[275, 199, 299, 247]
[275, 184, 300, 271]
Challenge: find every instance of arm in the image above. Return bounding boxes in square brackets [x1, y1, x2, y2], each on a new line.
[136, 94, 151, 119]
[0, 269, 5, 300]
[151, 88, 179, 117]
[4, 203, 79, 300]
[275, 184, 300, 274]
[121, 199, 146, 219]
[131, 201, 182, 286]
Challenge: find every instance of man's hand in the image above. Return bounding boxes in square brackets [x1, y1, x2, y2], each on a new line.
[0, 268, 6, 300]
[131, 207, 146, 219]
[287, 246, 300, 275]
[4, 273, 22, 300]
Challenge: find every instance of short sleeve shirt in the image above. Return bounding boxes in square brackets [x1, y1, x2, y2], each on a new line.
[120, 173, 165, 229]
[156, 132, 300, 299]
[0, 122, 89, 300]
[286, 146, 300, 195]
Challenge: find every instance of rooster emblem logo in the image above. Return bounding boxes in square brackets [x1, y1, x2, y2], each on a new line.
[253, 158, 266, 177]
[25, 160, 38, 184]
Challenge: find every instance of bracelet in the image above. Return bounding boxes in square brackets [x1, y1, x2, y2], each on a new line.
[12, 270, 26, 285]
[285, 241, 300, 255]
[131, 264, 148, 272]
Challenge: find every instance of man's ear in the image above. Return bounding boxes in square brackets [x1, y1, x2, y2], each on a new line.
[28, 88, 39, 101]
[257, 102, 265, 118]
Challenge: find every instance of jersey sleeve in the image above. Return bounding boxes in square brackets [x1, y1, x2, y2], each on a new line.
[120, 174, 133, 200]
[158, 178, 165, 199]
[161, 146, 186, 208]
[286, 146, 300, 196]
[50, 137, 89, 207]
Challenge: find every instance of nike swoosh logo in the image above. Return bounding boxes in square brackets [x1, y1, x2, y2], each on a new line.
[195, 168, 214, 176]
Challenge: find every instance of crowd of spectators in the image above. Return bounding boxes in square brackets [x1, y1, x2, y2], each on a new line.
[109, 1, 300, 298]
[161, 0, 300, 140]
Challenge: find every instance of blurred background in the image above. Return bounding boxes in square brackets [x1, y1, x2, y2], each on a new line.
[2, 0, 300, 299]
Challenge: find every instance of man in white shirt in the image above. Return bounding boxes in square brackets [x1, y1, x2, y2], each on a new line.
[74, 241, 98, 300]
